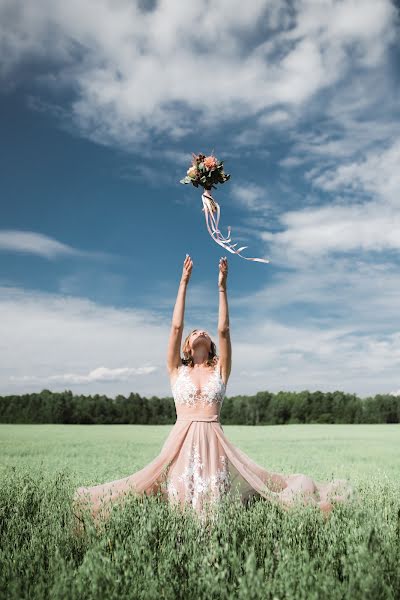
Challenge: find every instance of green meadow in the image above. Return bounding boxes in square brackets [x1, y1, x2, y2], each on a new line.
[1, 423, 399, 599]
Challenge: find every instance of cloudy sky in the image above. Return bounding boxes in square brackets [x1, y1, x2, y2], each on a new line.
[1, 0, 400, 399]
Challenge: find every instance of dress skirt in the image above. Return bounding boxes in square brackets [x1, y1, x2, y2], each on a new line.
[72, 415, 354, 525]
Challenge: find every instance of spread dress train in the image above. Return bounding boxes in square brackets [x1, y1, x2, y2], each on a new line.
[73, 361, 354, 524]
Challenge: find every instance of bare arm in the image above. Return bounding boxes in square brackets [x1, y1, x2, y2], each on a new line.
[218, 257, 232, 383]
[167, 255, 193, 373]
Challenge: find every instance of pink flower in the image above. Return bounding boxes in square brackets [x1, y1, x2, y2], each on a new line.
[204, 155, 218, 170]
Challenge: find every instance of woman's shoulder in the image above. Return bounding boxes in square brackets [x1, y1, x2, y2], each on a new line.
[169, 361, 185, 388]
[212, 356, 220, 368]
[168, 360, 185, 376]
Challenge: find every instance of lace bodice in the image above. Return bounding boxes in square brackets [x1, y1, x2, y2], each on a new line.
[171, 363, 226, 407]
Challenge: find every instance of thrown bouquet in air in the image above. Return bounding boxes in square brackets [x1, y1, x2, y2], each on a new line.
[180, 153, 269, 263]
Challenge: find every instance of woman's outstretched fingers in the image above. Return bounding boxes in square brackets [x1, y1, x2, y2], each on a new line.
[181, 255, 193, 284]
[219, 256, 228, 268]
[218, 257, 228, 288]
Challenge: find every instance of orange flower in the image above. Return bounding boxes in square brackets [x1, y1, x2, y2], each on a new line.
[204, 155, 218, 170]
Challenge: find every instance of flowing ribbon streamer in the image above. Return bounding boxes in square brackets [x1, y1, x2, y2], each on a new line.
[201, 190, 270, 263]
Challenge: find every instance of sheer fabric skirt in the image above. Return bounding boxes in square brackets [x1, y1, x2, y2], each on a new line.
[72, 420, 355, 526]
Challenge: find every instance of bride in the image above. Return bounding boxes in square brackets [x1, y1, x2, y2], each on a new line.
[72, 255, 353, 528]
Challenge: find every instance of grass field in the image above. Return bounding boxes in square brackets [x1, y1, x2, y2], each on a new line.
[1, 423, 399, 599]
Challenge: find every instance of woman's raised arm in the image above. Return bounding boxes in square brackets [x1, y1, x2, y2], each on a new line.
[166, 254, 193, 373]
[218, 257, 232, 384]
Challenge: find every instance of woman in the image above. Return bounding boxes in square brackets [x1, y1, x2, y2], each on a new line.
[73, 255, 353, 528]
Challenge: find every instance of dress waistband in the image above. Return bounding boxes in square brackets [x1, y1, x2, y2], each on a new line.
[176, 415, 220, 422]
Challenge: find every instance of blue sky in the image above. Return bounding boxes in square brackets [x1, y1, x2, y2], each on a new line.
[1, 0, 400, 398]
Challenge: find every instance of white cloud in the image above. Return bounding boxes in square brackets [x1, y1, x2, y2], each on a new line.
[0, 282, 224, 397]
[265, 43, 400, 183]
[1, 277, 400, 398]
[231, 183, 268, 211]
[309, 140, 400, 204]
[10, 365, 157, 385]
[232, 256, 400, 333]
[0, 229, 111, 261]
[279, 155, 304, 168]
[281, 0, 396, 69]
[0, 230, 77, 258]
[258, 109, 290, 126]
[0, 285, 169, 396]
[231, 317, 400, 397]
[228, 254, 400, 396]
[0, 0, 396, 148]
[261, 201, 400, 263]
[257, 139, 400, 265]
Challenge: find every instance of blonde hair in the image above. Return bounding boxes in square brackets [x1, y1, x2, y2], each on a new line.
[181, 329, 218, 368]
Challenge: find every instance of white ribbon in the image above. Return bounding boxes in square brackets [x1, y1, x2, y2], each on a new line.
[201, 190, 270, 263]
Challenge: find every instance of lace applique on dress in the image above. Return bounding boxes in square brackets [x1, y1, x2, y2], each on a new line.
[172, 364, 226, 407]
[166, 478, 179, 500]
[168, 443, 231, 509]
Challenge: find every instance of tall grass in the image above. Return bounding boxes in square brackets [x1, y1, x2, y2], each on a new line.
[1, 424, 399, 599]
[1, 468, 399, 599]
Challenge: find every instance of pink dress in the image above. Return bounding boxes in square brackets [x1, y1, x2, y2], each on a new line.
[73, 361, 354, 524]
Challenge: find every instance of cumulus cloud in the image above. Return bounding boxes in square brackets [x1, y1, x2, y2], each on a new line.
[309, 139, 400, 202]
[0, 285, 168, 396]
[231, 183, 268, 211]
[231, 253, 400, 333]
[261, 200, 400, 263]
[229, 252, 400, 396]
[2, 278, 400, 398]
[0, 283, 223, 397]
[259, 139, 400, 265]
[10, 365, 157, 385]
[0, 0, 396, 149]
[258, 109, 290, 126]
[0, 229, 112, 261]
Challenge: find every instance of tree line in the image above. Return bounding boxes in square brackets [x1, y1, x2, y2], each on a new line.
[0, 389, 399, 424]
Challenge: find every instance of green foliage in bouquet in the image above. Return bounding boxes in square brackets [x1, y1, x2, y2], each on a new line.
[180, 153, 230, 191]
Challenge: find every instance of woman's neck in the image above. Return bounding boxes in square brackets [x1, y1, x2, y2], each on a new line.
[192, 362, 208, 368]
[191, 350, 209, 366]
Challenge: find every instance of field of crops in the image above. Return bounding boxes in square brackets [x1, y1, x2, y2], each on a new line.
[1, 423, 399, 599]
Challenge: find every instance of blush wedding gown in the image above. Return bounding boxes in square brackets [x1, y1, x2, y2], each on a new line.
[73, 361, 354, 525]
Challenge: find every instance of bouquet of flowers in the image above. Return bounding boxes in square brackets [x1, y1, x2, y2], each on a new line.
[180, 153, 230, 190]
[180, 152, 269, 263]
[180, 152, 230, 214]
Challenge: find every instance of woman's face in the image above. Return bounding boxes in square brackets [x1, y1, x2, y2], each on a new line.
[189, 329, 211, 352]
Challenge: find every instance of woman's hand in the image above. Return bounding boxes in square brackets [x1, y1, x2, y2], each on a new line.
[218, 256, 228, 290]
[181, 254, 193, 284]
